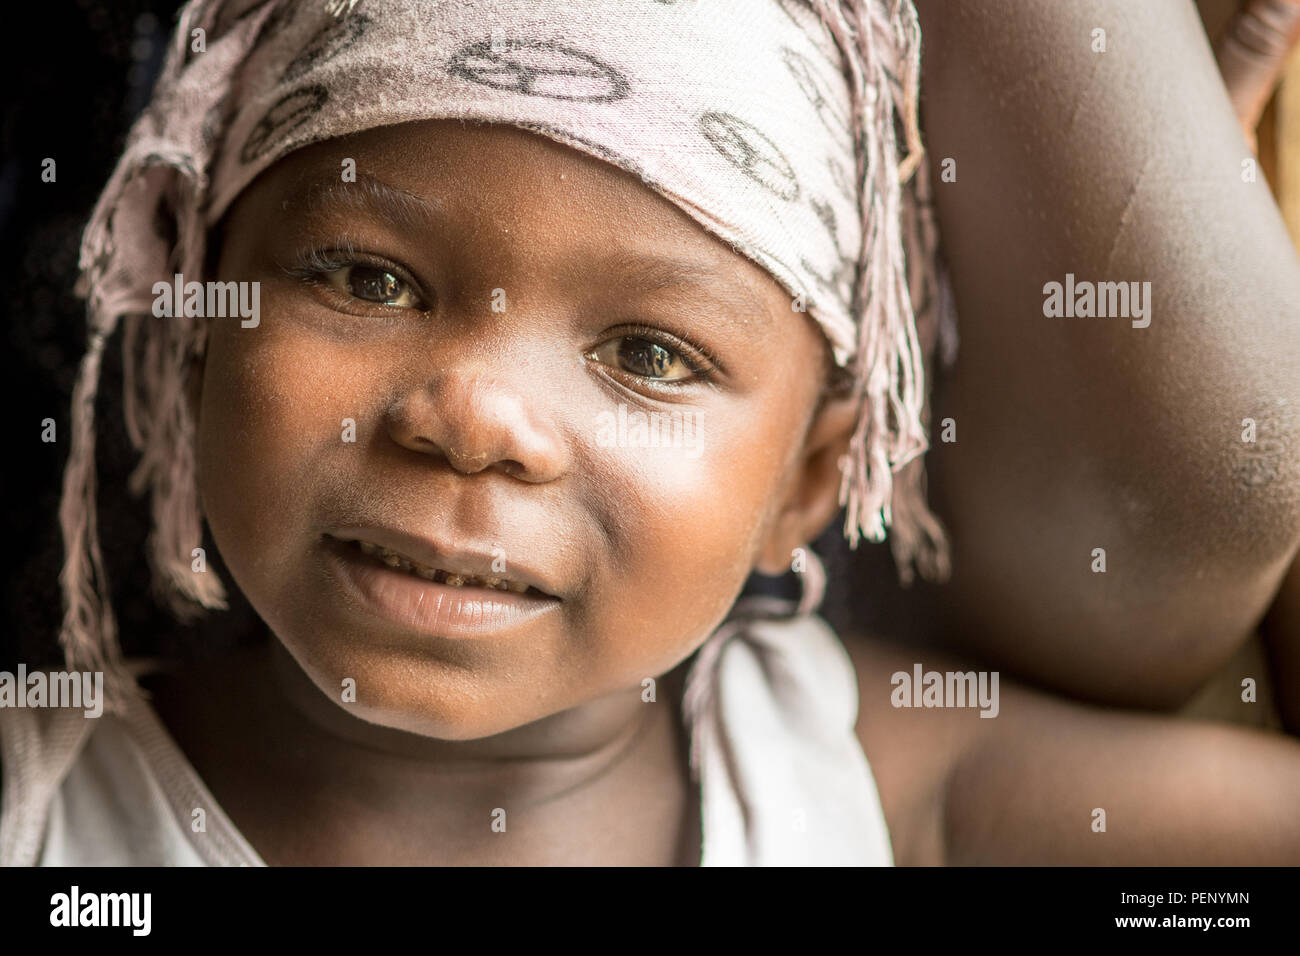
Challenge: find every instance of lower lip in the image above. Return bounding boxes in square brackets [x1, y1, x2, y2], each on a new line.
[321, 536, 561, 638]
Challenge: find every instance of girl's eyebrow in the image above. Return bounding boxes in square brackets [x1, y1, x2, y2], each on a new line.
[280, 172, 444, 230]
[279, 170, 774, 328]
[598, 249, 776, 330]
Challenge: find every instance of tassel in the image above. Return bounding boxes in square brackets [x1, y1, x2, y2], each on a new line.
[58, 320, 137, 713]
[325, 0, 362, 18]
[58, 0, 269, 712]
[806, 0, 954, 586]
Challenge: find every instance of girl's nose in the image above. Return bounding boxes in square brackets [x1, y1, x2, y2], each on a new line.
[384, 361, 568, 482]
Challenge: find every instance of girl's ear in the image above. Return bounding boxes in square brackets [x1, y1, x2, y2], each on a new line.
[754, 390, 860, 575]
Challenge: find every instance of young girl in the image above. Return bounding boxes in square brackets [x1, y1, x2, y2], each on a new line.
[3, 0, 1298, 865]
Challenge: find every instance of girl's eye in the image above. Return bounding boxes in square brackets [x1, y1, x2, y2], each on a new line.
[279, 242, 429, 311]
[320, 263, 422, 309]
[587, 335, 703, 383]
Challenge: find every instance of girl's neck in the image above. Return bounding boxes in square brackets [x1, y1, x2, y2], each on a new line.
[264, 636, 677, 768]
[146, 638, 700, 864]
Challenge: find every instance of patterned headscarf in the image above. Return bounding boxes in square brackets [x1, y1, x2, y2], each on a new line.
[63, 0, 957, 708]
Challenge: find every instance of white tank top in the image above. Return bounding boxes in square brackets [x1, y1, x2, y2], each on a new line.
[1, 605, 894, 866]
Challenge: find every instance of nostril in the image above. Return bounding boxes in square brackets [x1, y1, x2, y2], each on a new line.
[385, 387, 566, 482]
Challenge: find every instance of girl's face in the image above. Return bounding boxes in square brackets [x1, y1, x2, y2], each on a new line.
[196, 118, 855, 741]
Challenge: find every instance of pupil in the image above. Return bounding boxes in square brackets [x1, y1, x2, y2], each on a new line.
[351, 266, 400, 302]
[622, 338, 673, 377]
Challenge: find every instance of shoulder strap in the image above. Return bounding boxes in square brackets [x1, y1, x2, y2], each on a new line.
[682, 603, 895, 866]
[0, 706, 96, 867]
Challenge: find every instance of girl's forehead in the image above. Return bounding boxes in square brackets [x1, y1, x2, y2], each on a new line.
[273, 119, 696, 219]
[247, 120, 788, 296]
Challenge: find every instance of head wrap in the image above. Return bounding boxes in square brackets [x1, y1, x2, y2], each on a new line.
[64, 0, 958, 709]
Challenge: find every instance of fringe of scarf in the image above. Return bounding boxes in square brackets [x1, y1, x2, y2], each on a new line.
[806, 0, 956, 586]
[59, 0, 263, 713]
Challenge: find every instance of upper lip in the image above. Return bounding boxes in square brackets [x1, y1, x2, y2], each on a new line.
[326, 526, 561, 599]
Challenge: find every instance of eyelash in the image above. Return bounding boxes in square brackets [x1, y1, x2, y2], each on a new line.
[282, 242, 350, 278]
[277, 243, 721, 385]
[597, 324, 718, 387]
[278, 241, 429, 315]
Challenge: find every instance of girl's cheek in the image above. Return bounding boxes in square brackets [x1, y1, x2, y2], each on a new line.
[590, 414, 787, 639]
[196, 324, 370, 574]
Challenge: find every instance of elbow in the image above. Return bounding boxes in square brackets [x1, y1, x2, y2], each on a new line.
[1137, 330, 1300, 569]
[1200, 387, 1300, 566]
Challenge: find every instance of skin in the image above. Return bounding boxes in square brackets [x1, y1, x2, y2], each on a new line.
[79, 2, 1300, 864]
[151, 118, 859, 865]
[862, 0, 1300, 709]
[0, 0, 1276, 868]
[1207, 0, 1300, 732]
[138, 116, 1300, 868]
[844, 632, 1300, 865]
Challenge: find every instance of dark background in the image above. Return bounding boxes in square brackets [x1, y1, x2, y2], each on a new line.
[4, 0, 268, 672]
[1, 0, 944, 676]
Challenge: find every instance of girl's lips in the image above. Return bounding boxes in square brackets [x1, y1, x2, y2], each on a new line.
[322, 535, 561, 638]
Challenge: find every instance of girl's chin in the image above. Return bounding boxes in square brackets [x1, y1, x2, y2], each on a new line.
[277, 650, 545, 742]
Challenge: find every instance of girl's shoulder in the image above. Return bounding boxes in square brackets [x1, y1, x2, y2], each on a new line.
[0, 698, 109, 866]
[0, 668, 263, 867]
[682, 607, 896, 864]
[0, 699, 92, 774]
[836, 631, 989, 866]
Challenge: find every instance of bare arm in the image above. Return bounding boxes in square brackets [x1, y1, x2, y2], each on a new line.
[907, 0, 1300, 706]
[1210, 0, 1300, 735]
[844, 633, 1300, 865]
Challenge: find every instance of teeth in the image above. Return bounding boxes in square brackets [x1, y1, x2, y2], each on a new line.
[352, 540, 534, 594]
